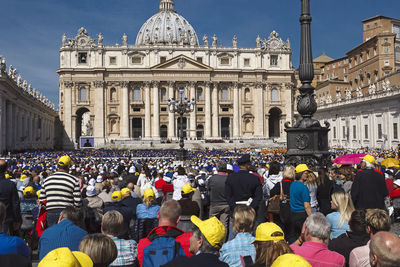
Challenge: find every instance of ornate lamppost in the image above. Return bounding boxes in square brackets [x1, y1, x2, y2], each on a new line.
[284, 0, 330, 168]
[168, 86, 196, 161]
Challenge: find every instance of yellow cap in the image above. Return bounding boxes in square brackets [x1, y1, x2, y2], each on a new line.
[271, 254, 311, 267]
[111, 191, 122, 201]
[134, 172, 140, 176]
[360, 154, 376, 164]
[5, 174, 10, 179]
[38, 247, 93, 267]
[20, 174, 28, 181]
[253, 222, 285, 243]
[191, 216, 226, 249]
[295, 164, 311, 173]
[121, 188, 131, 195]
[37, 190, 41, 198]
[144, 188, 155, 199]
[58, 155, 72, 167]
[181, 184, 196, 195]
[23, 186, 35, 196]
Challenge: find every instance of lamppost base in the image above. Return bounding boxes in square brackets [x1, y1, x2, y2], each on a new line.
[177, 148, 188, 161]
[284, 125, 331, 169]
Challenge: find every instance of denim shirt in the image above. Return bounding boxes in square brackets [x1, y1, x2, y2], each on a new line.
[136, 204, 160, 219]
[219, 232, 256, 267]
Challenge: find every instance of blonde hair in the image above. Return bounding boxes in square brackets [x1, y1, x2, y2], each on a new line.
[101, 210, 123, 236]
[254, 232, 293, 266]
[331, 191, 355, 227]
[232, 205, 256, 233]
[365, 209, 391, 234]
[144, 196, 156, 208]
[79, 233, 117, 267]
[305, 171, 318, 186]
[282, 166, 295, 180]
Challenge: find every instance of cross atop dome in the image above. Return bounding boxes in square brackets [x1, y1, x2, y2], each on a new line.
[159, 0, 175, 12]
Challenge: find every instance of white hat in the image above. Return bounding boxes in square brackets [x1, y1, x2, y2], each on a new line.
[96, 175, 103, 183]
[227, 164, 233, 171]
[394, 179, 400, 187]
[86, 185, 97, 197]
[129, 166, 136, 173]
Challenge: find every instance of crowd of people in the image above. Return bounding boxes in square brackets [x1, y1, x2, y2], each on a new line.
[0, 147, 399, 267]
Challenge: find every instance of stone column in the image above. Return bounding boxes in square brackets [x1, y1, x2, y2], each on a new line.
[254, 82, 264, 137]
[233, 82, 240, 138]
[205, 82, 212, 138]
[63, 82, 74, 146]
[120, 81, 130, 138]
[283, 83, 294, 127]
[93, 81, 105, 142]
[189, 81, 197, 138]
[212, 82, 219, 137]
[168, 81, 175, 138]
[0, 96, 4, 154]
[152, 81, 160, 138]
[144, 81, 151, 138]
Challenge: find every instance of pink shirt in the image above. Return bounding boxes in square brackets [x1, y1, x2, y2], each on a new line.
[290, 241, 345, 267]
[349, 241, 370, 267]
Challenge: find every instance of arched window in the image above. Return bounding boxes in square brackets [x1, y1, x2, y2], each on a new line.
[221, 87, 228, 101]
[133, 87, 141, 101]
[79, 87, 87, 102]
[110, 88, 116, 102]
[197, 88, 203, 101]
[245, 88, 251, 101]
[160, 88, 167, 101]
[271, 88, 279, 102]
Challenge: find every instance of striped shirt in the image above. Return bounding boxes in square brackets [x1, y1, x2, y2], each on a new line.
[40, 172, 81, 211]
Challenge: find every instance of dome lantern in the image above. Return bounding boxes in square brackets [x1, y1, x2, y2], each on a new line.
[159, 0, 175, 12]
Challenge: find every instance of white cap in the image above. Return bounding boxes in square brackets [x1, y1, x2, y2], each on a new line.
[96, 175, 103, 183]
[227, 164, 233, 171]
[394, 179, 400, 187]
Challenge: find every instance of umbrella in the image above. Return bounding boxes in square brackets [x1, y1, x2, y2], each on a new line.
[332, 153, 367, 165]
[381, 158, 400, 168]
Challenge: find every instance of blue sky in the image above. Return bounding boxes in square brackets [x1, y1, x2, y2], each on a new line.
[1, 0, 399, 106]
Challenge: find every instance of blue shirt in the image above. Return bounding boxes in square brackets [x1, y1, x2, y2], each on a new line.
[0, 232, 30, 258]
[290, 181, 310, 213]
[136, 204, 160, 219]
[326, 211, 350, 239]
[38, 219, 87, 260]
[219, 232, 256, 267]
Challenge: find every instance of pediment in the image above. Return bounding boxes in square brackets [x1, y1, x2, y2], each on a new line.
[151, 55, 213, 71]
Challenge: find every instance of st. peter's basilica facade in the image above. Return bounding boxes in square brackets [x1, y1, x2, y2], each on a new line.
[58, 0, 295, 148]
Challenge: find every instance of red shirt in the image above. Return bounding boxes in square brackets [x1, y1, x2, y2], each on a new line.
[155, 179, 174, 197]
[389, 188, 400, 199]
[386, 179, 395, 195]
[137, 225, 192, 266]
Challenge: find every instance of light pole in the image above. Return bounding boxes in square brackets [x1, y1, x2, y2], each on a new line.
[168, 86, 196, 161]
[284, 0, 330, 169]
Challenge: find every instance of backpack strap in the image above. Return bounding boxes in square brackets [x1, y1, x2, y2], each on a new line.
[147, 226, 184, 242]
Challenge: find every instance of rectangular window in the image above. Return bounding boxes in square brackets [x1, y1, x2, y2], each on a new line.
[196, 57, 203, 63]
[378, 124, 383, 139]
[365, 125, 368, 139]
[394, 123, 398, 139]
[131, 56, 142, 64]
[78, 52, 87, 64]
[109, 56, 116, 65]
[244, 58, 250, 67]
[353, 125, 356, 139]
[270, 55, 278, 66]
[222, 107, 229, 112]
[333, 127, 336, 139]
[133, 108, 141, 112]
[220, 58, 230, 65]
[343, 126, 346, 139]
[160, 57, 167, 63]
[160, 107, 167, 112]
[197, 107, 203, 112]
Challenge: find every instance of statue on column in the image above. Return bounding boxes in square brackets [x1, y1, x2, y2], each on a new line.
[336, 89, 341, 101]
[62, 34, 67, 47]
[232, 35, 237, 48]
[28, 84, 33, 94]
[356, 87, 363, 97]
[345, 89, 352, 100]
[23, 80, 28, 91]
[190, 34, 196, 46]
[98, 33, 103, 46]
[326, 94, 332, 104]
[256, 35, 261, 48]
[0, 57, 6, 72]
[368, 83, 376, 94]
[17, 75, 22, 87]
[86, 120, 93, 136]
[203, 34, 208, 47]
[122, 33, 128, 46]
[212, 34, 218, 47]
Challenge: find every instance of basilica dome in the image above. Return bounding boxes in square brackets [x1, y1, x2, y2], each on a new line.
[135, 0, 199, 46]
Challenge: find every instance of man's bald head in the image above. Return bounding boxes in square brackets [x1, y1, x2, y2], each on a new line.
[0, 160, 7, 173]
[370, 231, 400, 267]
